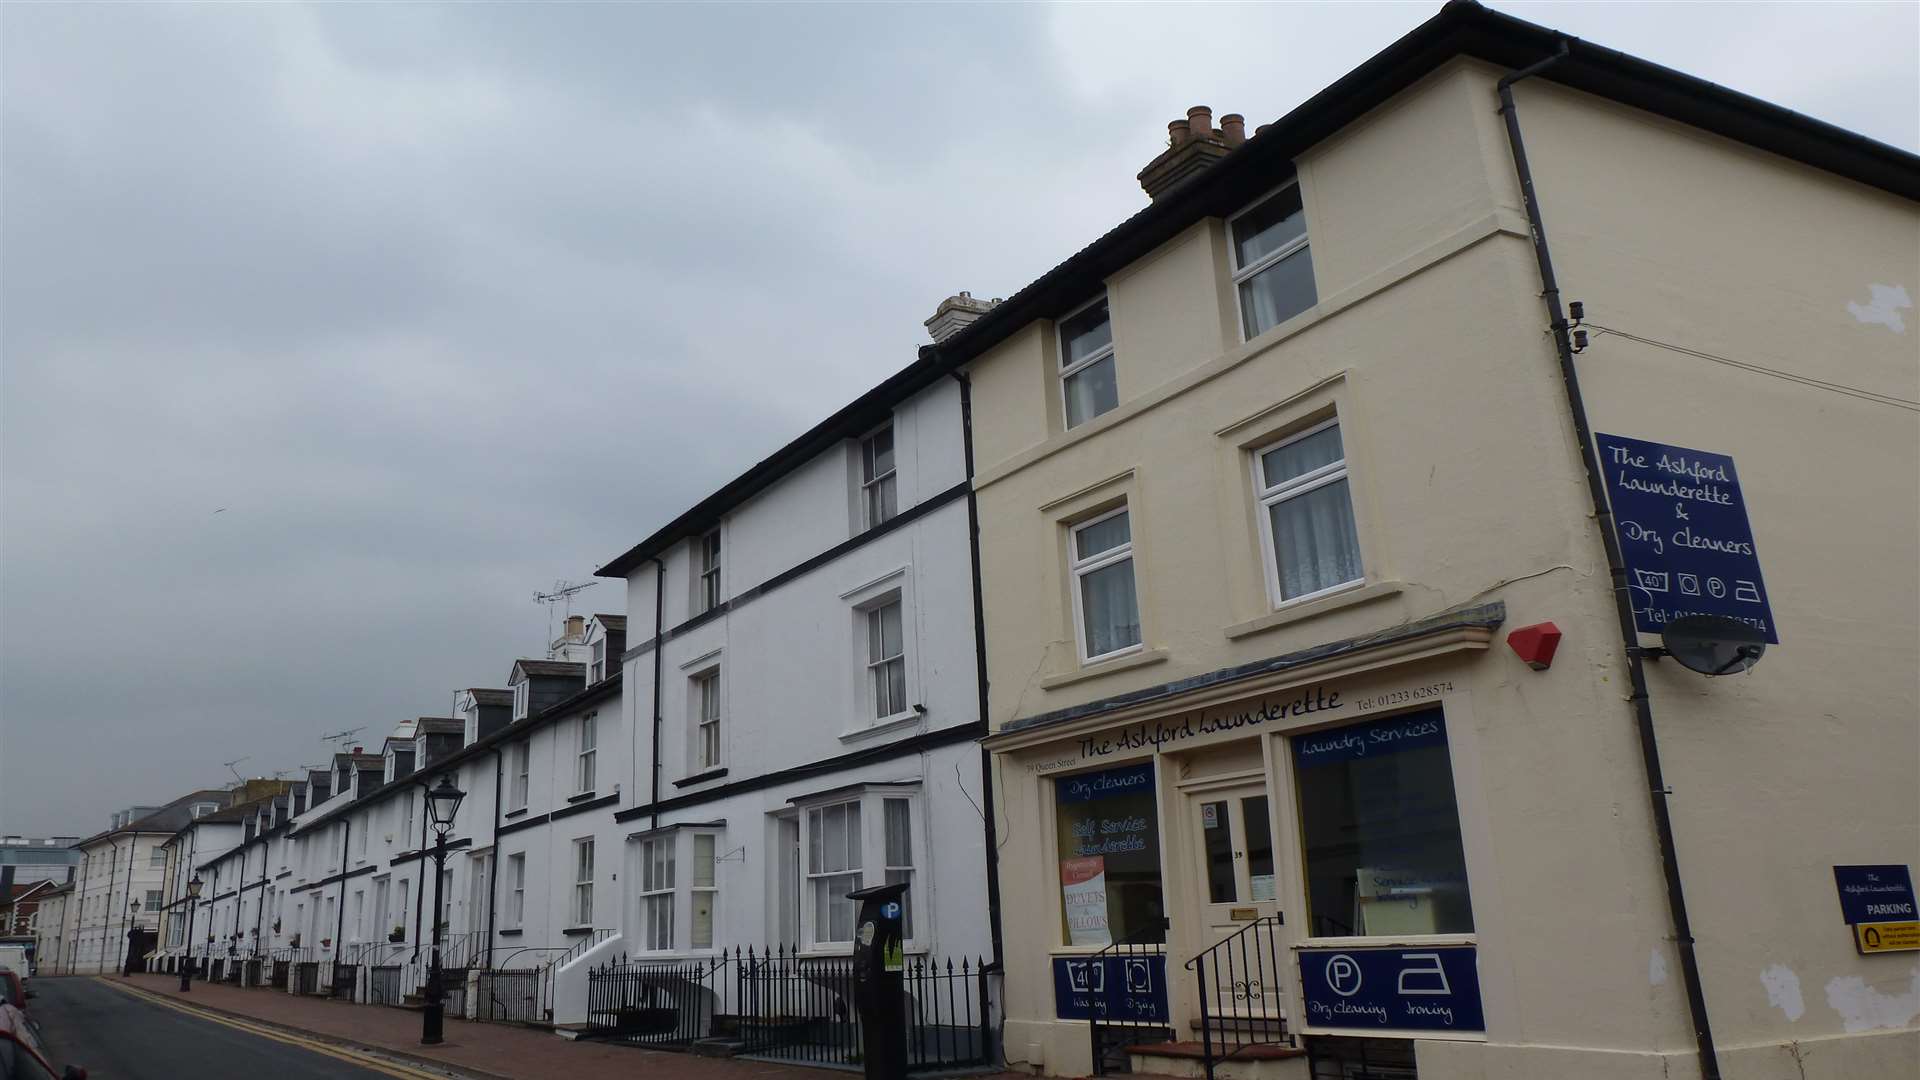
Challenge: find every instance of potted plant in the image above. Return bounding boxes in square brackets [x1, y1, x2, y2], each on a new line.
[288, 932, 301, 947]
[320, 937, 332, 950]
[272, 918, 282, 934]
[388, 924, 405, 943]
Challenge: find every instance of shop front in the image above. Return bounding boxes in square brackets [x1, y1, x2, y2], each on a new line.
[988, 622, 1501, 1079]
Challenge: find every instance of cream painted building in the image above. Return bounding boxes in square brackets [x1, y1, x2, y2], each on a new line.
[923, 4, 1916, 1078]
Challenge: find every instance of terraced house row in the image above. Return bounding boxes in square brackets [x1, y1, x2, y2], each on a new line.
[42, 6, 1917, 1079]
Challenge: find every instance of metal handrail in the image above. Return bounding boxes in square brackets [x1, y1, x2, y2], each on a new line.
[1182, 914, 1291, 1079]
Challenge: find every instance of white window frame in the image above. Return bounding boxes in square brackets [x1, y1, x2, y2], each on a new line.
[512, 679, 530, 720]
[589, 638, 607, 684]
[860, 423, 899, 529]
[1251, 417, 1364, 609]
[510, 742, 531, 810]
[697, 529, 722, 613]
[1058, 294, 1117, 430]
[690, 832, 719, 951]
[639, 837, 674, 952]
[864, 595, 909, 722]
[793, 787, 924, 952]
[576, 713, 598, 794]
[1068, 505, 1143, 665]
[149, 849, 167, 869]
[693, 668, 722, 771]
[572, 837, 595, 927]
[1228, 179, 1315, 342]
[804, 800, 863, 949]
[505, 854, 525, 930]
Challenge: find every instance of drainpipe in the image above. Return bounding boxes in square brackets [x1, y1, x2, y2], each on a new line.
[412, 782, 428, 962]
[117, 837, 135, 974]
[949, 369, 1005, 971]
[486, 747, 503, 970]
[254, 839, 270, 955]
[335, 817, 351, 961]
[1496, 43, 1722, 1080]
[650, 556, 666, 829]
[102, 839, 119, 973]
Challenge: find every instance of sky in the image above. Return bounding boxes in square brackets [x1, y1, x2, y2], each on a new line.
[2, 1, 1914, 838]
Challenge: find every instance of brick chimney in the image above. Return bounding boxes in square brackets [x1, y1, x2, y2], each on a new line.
[1138, 105, 1248, 201]
[924, 291, 1001, 343]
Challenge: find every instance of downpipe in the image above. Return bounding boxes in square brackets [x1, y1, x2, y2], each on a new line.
[1497, 42, 1723, 1080]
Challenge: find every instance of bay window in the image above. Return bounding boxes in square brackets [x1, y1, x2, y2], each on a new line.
[789, 788, 921, 950]
[640, 837, 674, 951]
[807, 801, 862, 946]
[691, 834, 717, 950]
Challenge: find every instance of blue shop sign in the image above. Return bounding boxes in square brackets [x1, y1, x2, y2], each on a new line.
[1052, 954, 1169, 1022]
[1057, 761, 1155, 804]
[1297, 946, 1483, 1033]
[1596, 433, 1777, 643]
[1293, 709, 1446, 769]
[1833, 865, 1918, 925]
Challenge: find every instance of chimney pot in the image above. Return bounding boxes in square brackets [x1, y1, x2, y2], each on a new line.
[1187, 105, 1214, 140]
[1167, 119, 1191, 146]
[1255, 123, 1272, 136]
[1221, 113, 1246, 146]
[352, 746, 362, 754]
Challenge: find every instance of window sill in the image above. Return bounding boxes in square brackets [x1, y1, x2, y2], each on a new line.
[1293, 933, 1474, 950]
[561, 926, 595, 937]
[1040, 647, 1169, 691]
[1223, 580, 1403, 641]
[672, 767, 729, 789]
[503, 807, 530, 820]
[838, 710, 925, 745]
[498, 928, 523, 937]
[566, 791, 597, 805]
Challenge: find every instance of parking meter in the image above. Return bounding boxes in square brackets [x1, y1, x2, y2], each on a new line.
[847, 881, 909, 1079]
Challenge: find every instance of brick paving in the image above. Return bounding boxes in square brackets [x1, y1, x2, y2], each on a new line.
[111, 973, 1034, 1079]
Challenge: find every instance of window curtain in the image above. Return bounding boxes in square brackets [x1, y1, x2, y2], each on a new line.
[1081, 559, 1141, 656]
[1270, 478, 1361, 598]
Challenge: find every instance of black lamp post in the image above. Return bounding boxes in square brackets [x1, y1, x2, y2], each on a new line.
[126, 900, 141, 977]
[179, 874, 203, 992]
[420, 774, 465, 1046]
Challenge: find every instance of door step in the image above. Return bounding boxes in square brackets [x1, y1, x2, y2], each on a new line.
[1126, 1040, 1309, 1080]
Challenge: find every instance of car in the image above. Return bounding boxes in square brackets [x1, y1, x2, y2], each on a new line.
[0, 1002, 84, 1080]
[0, 970, 22, 1011]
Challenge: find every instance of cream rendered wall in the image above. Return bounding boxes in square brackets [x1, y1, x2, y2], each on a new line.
[969, 57, 1915, 1080]
[1498, 74, 1920, 1076]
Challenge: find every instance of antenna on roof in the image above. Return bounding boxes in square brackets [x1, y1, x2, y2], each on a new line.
[533, 579, 599, 657]
[320, 727, 366, 751]
[221, 756, 251, 785]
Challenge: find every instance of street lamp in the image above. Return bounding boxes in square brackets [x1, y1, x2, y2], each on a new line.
[126, 900, 142, 977]
[179, 874, 203, 993]
[420, 775, 466, 1046]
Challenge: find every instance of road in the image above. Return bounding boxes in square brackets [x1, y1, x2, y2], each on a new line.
[25, 977, 435, 1079]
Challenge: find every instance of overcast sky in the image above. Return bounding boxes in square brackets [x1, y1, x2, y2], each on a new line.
[2, 2, 1913, 837]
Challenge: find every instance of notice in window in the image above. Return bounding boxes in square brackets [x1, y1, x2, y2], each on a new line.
[1061, 856, 1111, 946]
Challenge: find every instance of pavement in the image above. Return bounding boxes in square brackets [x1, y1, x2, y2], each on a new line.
[31, 973, 1039, 1080]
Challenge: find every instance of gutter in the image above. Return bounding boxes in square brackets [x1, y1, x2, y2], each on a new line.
[950, 370, 1005, 973]
[1496, 43, 1722, 1080]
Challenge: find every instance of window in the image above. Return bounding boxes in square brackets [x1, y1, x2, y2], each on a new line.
[397, 880, 409, 932]
[351, 890, 364, 941]
[691, 834, 717, 950]
[694, 670, 722, 770]
[640, 838, 673, 950]
[355, 818, 367, 859]
[374, 878, 391, 936]
[1254, 419, 1362, 604]
[883, 799, 915, 939]
[510, 742, 530, 810]
[861, 425, 898, 528]
[192, 802, 218, 819]
[149, 849, 166, 869]
[577, 714, 598, 794]
[402, 792, 416, 844]
[866, 599, 907, 719]
[697, 529, 722, 613]
[505, 854, 525, 930]
[145, 889, 162, 909]
[806, 801, 862, 945]
[1230, 182, 1317, 339]
[1059, 296, 1117, 428]
[572, 838, 595, 925]
[1055, 762, 1164, 946]
[1069, 508, 1142, 662]
[512, 679, 530, 720]
[1293, 709, 1473, 937]
[589, 638, 607, 684]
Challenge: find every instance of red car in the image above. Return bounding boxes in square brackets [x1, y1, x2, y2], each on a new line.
[0, 999, 84, 1079]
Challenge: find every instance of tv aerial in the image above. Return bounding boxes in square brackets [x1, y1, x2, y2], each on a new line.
[320, 726, 367, 751]
[534, 579, 599, 656]
[1647, 614, 1767, 676]
[221, 757, 251, 784]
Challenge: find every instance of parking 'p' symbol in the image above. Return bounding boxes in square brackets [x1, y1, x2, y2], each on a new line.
[1325, 954, 1363, 997]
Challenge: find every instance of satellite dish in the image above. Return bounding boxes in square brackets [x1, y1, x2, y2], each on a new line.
[1659, 615, 1767, 676]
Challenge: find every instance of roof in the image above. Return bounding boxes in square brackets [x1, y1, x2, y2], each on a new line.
[596, 0, 1919, 581]
[73, 788, 235, 848]
[462, 688, 513, 707]
[511, 659, 585, 680]
[591, 614, 626, 633]
[415, 718, 465, 735]
[192, 794, 284, 826]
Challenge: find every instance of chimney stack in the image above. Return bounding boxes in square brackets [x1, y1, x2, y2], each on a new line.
[1138, 103, 1246, 201]
[924, 291, 1001, 343]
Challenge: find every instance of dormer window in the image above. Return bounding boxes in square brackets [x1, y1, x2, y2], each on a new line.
[191, 802, 218, 819]
[512, 679, 530, 720]
[589, 638, 607, 684]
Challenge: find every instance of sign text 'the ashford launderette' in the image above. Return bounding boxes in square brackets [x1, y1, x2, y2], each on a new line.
[1597, 432, 1777, 643]
[1078, 684, 1341, 759]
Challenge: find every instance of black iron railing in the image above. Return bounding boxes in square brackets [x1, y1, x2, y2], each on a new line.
[585, 952, 735, 1047]
[369, 964, 403, 1006]
[1184, 915, 1292, 1079]
[270, 958, 290, 989]
[735, 945, 995, 1073]
[475, 946, 570, 1024]
[294, 960, 320, 995]
[331, 962, 358, 999]
[1088, 918, 1172, 1076]
[901, 955, 994, 1071]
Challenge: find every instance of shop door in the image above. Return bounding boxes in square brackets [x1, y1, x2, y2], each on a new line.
[1187, 782, 1285, 1022]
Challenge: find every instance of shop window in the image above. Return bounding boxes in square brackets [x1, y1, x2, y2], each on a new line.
[1292, 708, 1474, 938]
[1054, 762, 1164, 946]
